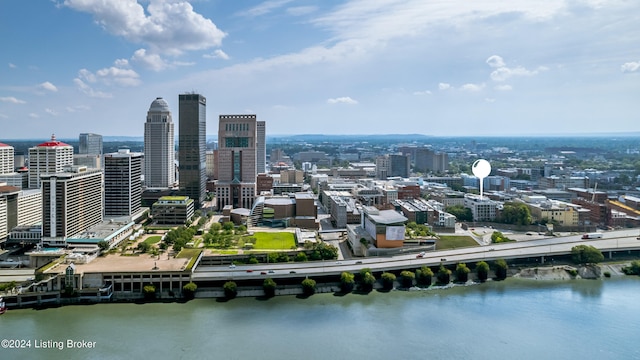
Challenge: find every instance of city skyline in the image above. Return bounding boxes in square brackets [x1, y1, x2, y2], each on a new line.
[1, 1, 639, 139]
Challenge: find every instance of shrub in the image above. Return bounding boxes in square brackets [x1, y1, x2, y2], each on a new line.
[143, 284, 156, 300]
[223, 281, 238, 299]
[603, 271, 611, 278]
[399, 270, 415, 288]
[263, 278, 277, 298]
[476, 261, 490, 282]
[381, 272, 396, 290]
[340, 272, 355, 293]
[416, 266, 433, 287]
[436, 264, 451, 285]
[455, 263, 470, 283]
[301, 278, 316, 296]
[361, 272, 376, 292]
[182, 282, 197, 300]
[494, 259, 509, 280]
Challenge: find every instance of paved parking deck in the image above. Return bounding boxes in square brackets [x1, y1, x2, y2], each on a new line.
[48, 253, 189, 274]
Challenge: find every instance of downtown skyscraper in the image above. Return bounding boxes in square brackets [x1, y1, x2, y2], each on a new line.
[178, 93, 207, 209]
[144, 97, 175, 188]
[216, 114, 259, 210]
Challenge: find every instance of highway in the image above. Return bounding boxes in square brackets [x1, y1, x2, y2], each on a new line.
[192, 228, 640, 280]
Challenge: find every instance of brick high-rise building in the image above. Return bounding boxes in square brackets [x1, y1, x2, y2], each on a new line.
[216, 115, 259, 209]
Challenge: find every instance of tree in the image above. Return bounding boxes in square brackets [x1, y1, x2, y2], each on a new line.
[340, 272, 355, 293]
[182, 282, 197, 300]
[436, 264, 451, 285]
[137, 241, 151, 253]
[263, 278, 277, 298]
[361, 272, 376, 292]
[381, 272, 396, 290]
[494, 259, 508, 280]
[416, 266, 434, 287]
[623, 260, 640, 275]
[499, 202, 532, 226]
[399, 270, 415, 288]
[476, 261, 490, 282]
[143, 284, 156, 300]
[491, 231, 514, 244]
[223, 281, 238, 299]
[301, 278, 316, 296]
[455, 263, 470, 283]
[97, 240, 110, 252]
[295, 252, 308, 262]
[446, 205, 473, 222]
[571, 245, 604, 264]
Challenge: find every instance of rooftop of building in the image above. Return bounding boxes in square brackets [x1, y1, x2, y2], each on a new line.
[35, 134, 71, 148]
[149, 97, 170, 112]
[366, 209, 408, 225]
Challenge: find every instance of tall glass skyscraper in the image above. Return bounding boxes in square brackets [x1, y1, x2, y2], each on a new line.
[78, 133, 103, 155]
[144, 97, 175, 188]
[178, 93, 207, 209]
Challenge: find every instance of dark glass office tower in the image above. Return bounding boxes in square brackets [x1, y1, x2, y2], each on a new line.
[178, 93, 207, 209]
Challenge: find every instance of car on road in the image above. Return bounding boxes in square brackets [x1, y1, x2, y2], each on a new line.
[260, 271, 267, 275]
[268, 270, 275, 274]
[416, 251, 426, 258]
[246, 269, 253, 273]
[336, 261, 342, 264]
[355, 261, 363, 264]
[289, 270, 296, 274]
[228, 264, 236, 269]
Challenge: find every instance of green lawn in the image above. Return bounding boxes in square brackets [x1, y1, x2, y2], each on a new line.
[253, 232, 296, 250]
[436, 235, 479, 250]
[176, 248, 202, 259]
[143, 236, 162, 245]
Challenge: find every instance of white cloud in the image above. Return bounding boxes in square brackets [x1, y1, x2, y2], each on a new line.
[287, 6, 318, 16]
[438, 83, 451, 90]
[8, 63, 16, 69]
[460, 83, 485, 92]
[45, 108, 58, 116]
[29, 113, 39, 118]
[131, 48, 168, 71]
[203, 49, 230, 60]
[494, 84, 513, 91]
[38, 81, 58, 92]
[66, 105, 91, 113]
[64, 0, 226, 55]
[486, 55, 505, 68]
[95, 66, 141, 87]
[327, 96, 358, 104]
[238, 0, 294, 17]
[487, 55, 547, 82]
[73, 78, 112, 98]
[0, 96, 26, 104]
[621, 61, 640, 73]
[413, 90, 432, 96]
[485, 98, 496, 103]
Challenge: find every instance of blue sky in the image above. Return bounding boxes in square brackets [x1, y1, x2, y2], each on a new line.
[1, 0, 639, 139]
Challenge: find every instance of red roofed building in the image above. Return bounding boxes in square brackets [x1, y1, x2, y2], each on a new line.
[28, 134, 74, 188]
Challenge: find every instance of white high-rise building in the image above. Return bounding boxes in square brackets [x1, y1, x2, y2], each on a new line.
[0, 142, 14, 174]
[144, 97, 175, 188]
[28, 134, 74, 189]
[104, 149, 143, 217]
[40, 165, 103, 247]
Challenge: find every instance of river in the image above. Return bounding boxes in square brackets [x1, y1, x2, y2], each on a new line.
[1, 277, 639, 360]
